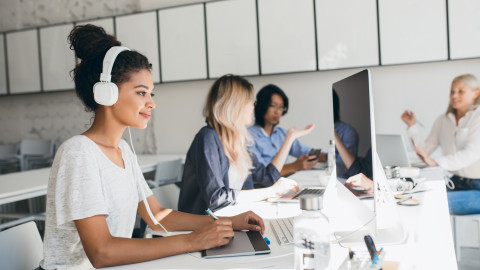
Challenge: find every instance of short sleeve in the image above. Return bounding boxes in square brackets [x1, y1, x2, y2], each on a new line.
[54, 151, 108, 230]
[248, 127, 267, 165]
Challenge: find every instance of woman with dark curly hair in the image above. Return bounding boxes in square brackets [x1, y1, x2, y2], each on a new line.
[39, 24, 264, 270]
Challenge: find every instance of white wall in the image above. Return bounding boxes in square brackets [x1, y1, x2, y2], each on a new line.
[1, 58, 478, 154]
[1, 0, 479, 155]
[153, 58, 480, 154]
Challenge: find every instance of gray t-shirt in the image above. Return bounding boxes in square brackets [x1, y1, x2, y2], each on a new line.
[40, 135, 152, 270]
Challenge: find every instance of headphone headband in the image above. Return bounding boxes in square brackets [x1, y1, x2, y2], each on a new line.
[99, 46, 131, 82]
[93, 46, 130, 106]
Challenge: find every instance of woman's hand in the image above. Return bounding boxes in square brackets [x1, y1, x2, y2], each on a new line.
[401, 110, 417, 127]
[293, 154, 318, 171]
[286, 124, 315, 140]
[415, 146, 438, 166]
[271, 177, 299, 197]
[345, 173, 373, 192]
[228, 211, 265, 234]
[187, 219, 234, 251]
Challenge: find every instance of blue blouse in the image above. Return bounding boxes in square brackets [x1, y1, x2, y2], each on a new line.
[248, 125, 312, 166]
[178, 126, 281, 214]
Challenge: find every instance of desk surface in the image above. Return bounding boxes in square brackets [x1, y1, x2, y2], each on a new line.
[0, 154, 185, 206]
[105, 168, 457, 270]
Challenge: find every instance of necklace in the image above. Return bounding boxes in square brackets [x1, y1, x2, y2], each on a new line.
[93, 140, 119, 150]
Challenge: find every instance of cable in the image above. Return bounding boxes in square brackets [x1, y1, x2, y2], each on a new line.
[331, 214, 377, 248]
[128, 127, 136, 156]
[128, 127, 171, 236]
[444, 175, 455, 190]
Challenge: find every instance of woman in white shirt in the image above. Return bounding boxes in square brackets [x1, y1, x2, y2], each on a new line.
[401, 74, 480, 215]
[40, 24, 265, 270]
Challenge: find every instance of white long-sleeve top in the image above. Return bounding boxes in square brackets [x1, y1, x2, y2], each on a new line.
[407, 105, 480, 178]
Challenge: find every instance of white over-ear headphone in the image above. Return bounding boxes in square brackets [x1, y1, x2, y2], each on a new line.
[93, 46, 131, 106]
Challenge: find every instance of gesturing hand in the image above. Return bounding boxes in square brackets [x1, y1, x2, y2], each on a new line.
[287, 124, 315, 140]
[401, 110, 417, 127]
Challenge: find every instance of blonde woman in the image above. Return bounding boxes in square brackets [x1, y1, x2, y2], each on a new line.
[401, 74, 480, 215]
[178, 75, 313, 214]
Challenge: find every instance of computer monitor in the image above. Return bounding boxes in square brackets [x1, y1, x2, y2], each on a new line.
[333, 70, 373, 180]
[324, 69, 405, 246]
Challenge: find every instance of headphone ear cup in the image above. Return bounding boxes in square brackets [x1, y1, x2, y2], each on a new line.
[93, 82, 119, 106]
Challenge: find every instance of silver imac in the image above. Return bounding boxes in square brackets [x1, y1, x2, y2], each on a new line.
[324, 69, 406, 246]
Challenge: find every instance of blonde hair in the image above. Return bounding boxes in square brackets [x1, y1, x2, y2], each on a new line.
[204, 74, 255, 180]
[446, 74, 480, 115]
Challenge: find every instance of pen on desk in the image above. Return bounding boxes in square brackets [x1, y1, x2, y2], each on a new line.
[348, 248, 355, 260]
[205, 208, 219, 220]
[396, 196, 413, 205]
[364, 235, 377, 260]
[403, 189, 431, 195]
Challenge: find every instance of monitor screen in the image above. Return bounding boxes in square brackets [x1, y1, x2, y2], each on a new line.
[328, 70, 405, 245]
[332, 69, 374, 181]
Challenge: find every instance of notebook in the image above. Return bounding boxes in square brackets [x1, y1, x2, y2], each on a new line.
[201, 231, 270, 258]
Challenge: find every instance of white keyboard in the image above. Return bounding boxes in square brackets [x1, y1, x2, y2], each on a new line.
[270, 217, 294, 245]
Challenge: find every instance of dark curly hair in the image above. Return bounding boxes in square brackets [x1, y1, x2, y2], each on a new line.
[68, 24, 152, 112]
[254, 84, 289, 127]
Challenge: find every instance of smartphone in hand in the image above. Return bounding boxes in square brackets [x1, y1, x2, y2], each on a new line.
[308, 149, 321, 161]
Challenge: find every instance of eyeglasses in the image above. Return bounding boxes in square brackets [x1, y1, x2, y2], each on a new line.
[268, 104, 287, 113]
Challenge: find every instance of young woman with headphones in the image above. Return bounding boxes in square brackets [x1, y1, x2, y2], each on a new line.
[39, 25, 264, 269]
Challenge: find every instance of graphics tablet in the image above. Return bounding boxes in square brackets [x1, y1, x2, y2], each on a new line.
[202, 231, 270, 258]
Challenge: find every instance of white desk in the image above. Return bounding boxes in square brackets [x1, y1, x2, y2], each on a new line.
[0, 154, 185, 206]
[105, 168, 457, 269]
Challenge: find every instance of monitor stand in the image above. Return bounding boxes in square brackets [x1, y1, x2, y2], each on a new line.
[323, 153, 406, 247]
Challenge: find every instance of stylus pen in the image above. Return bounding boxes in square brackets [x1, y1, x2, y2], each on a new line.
[206, 208, 234, 239]
[205, 208, 219, 220]
[408, 110, 424, 127]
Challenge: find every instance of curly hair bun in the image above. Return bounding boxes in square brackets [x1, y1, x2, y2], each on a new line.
[68, 24, 121, 61]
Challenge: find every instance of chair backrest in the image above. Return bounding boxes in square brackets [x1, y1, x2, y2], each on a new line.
[151, 184, 181, 210]
[154, 158, 183, 183]
[20, 139, 54, 156]
[0, 144, 18, 159]
[0, 221, 43, 270]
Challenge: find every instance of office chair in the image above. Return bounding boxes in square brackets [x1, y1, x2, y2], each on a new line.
[18, 139, 56, 171]
[0, 144, 21, 174]
[143, 183, 182, 238]
[145, 158, 183, 188]
[451, 214, 480, 262]
[142, 159, 183, 238]
[0, 221, 43, 270]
